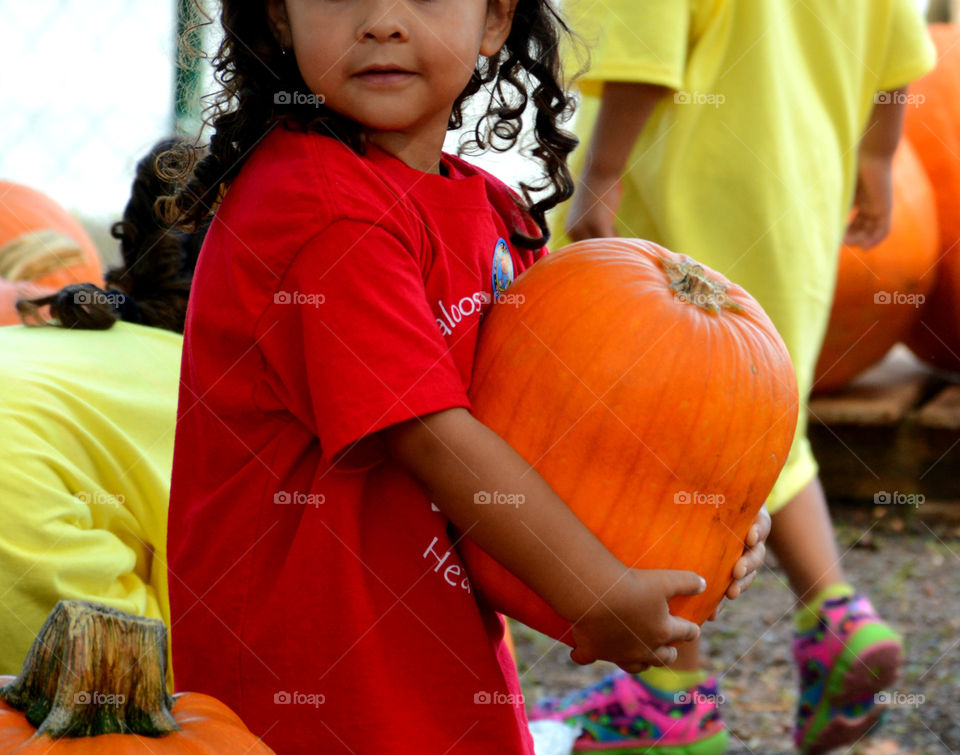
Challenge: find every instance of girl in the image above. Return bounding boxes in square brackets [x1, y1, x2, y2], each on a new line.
[159, 2, 769, 753]
[531, 2, 934, 753]
[2, 139, 204, 689]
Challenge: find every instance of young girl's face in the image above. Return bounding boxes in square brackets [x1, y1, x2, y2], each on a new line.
[268, 0, 515, 145]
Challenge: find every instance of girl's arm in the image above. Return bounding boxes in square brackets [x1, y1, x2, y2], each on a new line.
[566, 82, 669, 241]
[385, 407, 704, 670]
[844, 87, 908, 249]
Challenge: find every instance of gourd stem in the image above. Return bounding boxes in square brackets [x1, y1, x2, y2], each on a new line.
[0, 600, 180, 737]
[660, 256, 743, 315]
[0, 230, 85, 280]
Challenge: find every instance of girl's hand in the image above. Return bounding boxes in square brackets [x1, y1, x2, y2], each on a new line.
[707, 505, 772, 620]
[568, 568, 704, 673]
[843, 151, 894, 249]
[565, 170, 622, 241]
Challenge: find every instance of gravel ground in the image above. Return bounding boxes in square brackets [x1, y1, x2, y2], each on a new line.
[513, 503, 960, 754]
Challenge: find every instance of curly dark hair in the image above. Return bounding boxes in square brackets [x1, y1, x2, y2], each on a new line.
[157, 0, 579, 249]
[17, 138, 208, 333]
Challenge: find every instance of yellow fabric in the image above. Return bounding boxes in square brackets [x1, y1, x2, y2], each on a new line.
[556, 0, 934, 510]
[795, 582, 856, 631]
[0, 323, 182, 691]
[640, 666, 708, 691]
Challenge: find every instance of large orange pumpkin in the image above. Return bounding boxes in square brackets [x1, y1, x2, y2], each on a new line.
[0, 601, 274, 753]
[903, 23, 960, 372]
[460, 239, 799, 643]
[0, 181, 104, 325]
[813, 139, 940, 392]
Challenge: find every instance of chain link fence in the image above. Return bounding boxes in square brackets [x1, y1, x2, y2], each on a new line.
[1, 0, 212, 265]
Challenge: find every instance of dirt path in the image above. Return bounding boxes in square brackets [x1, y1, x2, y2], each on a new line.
[513, 504, 960, 754]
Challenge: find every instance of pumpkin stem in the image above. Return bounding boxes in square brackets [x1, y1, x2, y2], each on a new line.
[0, 601, 180, 738]
[659, 256, 743, 315]
[0, 230, 86, 281]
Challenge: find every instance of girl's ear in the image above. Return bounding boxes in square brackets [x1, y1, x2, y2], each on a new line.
[265, 0, 293, 49]
[480, 0, 519, 57]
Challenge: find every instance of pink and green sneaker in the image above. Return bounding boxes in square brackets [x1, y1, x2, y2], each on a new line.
[529, 670, 728, 754]
[793, 594, 903, 754]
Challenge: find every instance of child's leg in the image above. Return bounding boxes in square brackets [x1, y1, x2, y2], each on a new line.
[766, 476, 845, 601]
[671, 636, 701, 672]
[768, 479, 902, 753]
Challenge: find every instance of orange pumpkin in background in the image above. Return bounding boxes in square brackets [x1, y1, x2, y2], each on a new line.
[813, 139, 939, 392]
[903, 23, 960, 373]
[460, 239, 799, 644]
[0, 601, 274, 753]
[0, 181, 104, 325]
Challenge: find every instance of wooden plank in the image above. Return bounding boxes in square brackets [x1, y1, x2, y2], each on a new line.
[806, 347, 960, 502]
[809, 346, 937, 427]
[809, 379, 929, 426]
[810, 421, 960, 501]
[915, 385, 960, 431]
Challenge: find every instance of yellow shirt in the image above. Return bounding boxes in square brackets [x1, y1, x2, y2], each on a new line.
[0, 323, 181, 688]
[556, 0, 934, 507]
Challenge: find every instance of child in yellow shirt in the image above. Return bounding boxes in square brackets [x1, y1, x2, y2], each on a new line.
[1, 140, 204, 693]
[531, 1, 934, 753]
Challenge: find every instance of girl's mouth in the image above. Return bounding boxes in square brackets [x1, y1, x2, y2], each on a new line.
[354, 67, 416, 86]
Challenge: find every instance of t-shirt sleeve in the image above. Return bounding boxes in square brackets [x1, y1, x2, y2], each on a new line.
[256, 219, 470, 464]
[565, 0, 691, 96]
[877, 0, 935, 91]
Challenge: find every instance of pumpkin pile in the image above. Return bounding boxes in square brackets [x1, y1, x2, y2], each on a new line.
[813, 139, 939, 392]
[902, 23, 960, 373]
[460, 239, 799, 643]
[0, 181, 104, 325]
[815, 22, 960, 388]
[0, 600, 273, 753]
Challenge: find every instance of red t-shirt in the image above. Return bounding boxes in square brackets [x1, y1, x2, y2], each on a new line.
[167, 125, 545, 754]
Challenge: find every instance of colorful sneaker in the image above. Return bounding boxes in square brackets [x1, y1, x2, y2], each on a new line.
[793, 594, 903, 753]
[529, 670, 728, 754]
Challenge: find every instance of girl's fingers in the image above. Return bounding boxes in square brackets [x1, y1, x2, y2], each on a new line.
[738, 571, 758, 593]
[726, 569, 759, 600]
[650, 645, 679, 667]
[743, 542, 766, 572]
[661, 570, 708, 599]
[569, 645, 596, 666]
[665, 615, 701, 645]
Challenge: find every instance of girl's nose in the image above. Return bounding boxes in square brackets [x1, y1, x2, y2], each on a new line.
[357, 0, 410, 42]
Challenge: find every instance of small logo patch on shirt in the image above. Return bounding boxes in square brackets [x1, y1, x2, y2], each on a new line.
[492, 238, 514, 296]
